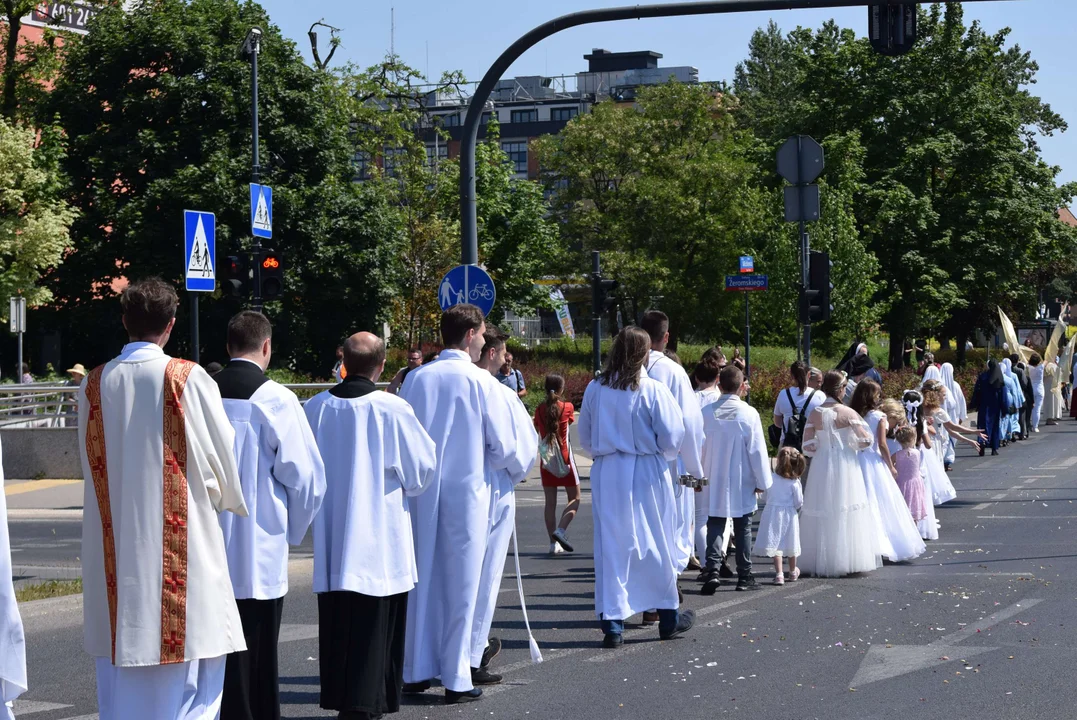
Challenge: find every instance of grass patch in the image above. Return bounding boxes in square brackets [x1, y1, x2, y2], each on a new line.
[16, 578, 82, 602]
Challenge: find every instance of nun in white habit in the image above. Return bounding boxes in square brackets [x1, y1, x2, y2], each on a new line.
[305, 332, 437, 719]
[0, 437, 27, 720]
[400, 305, 519, 704]
[578, 326, 696, 648]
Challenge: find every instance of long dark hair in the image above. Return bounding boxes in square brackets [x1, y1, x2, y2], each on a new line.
[902, 389, 926, 446]
[601, 326, 651, 391]
[821, 370, 846, 401]
[849, 379, 881, 417]
[543, 374, 566, 440]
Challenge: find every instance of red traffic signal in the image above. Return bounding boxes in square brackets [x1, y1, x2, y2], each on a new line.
[258, 250, 284, 300]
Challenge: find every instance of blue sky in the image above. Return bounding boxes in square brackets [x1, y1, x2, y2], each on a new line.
[259, 0, 1075, 185]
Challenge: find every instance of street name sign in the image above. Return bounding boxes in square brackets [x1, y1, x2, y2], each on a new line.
[725, 274, 768, 292]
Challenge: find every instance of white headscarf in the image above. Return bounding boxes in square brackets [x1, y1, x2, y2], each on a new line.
[940, 363, 967, 421]
[920, 364, 943, 388]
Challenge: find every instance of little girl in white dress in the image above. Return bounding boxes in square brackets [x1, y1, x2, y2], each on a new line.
[755, 446, 805, 585]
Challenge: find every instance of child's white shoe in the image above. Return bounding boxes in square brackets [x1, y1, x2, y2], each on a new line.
[773, 572, 785, 585]
[549, 542, 563, 555]
[788, 568, 801, 582]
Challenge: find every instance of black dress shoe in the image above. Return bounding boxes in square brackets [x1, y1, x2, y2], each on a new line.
[659, 609, 696, 640]
[979, 445, 985, 457]
[736, 575, 763, 591]
[402, 680, 432, 694]
[445, 688, 483, 704]
[719, 564, 735, 579]
[701, 572, 721, 596]
[471, 667, 503, 685]
[602, 633, 624, 648]
[695, 571, 709, 583]
[480, 637, 502, 668]
[991, 449, 1000, 456]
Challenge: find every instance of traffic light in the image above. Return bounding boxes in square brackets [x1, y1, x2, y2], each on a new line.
[592, 274, 618, 315]
[221, 254, 249, 297]
[258, 249, 284, 301]
[800, 250, 833, 324]
[868, 3, 917, 56]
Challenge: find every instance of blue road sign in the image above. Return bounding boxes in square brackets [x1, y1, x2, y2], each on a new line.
[184, 210, 216, 292]
[438, 265, 496, 316]
[250, 183, 273, 239]
[739, 256, 754, 273]
[725, 274, 768, 292]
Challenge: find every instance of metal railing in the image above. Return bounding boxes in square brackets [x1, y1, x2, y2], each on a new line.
[0, 381, 391, 429]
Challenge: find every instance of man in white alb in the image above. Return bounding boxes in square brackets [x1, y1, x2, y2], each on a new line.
[78, 278, 248, 719]
[469, 330, 539, 686]
[306, 332, 437, 719]
[214, 311, 326, 720]
[400, 304, 520, 704]
[640, 311, 705, 593]
[0, 436, 26, 720]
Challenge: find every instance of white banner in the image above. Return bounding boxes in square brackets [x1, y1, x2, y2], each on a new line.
[550, 288, 574, 339]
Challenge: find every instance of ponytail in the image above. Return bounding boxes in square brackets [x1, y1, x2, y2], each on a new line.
[543, 374, 566, 440]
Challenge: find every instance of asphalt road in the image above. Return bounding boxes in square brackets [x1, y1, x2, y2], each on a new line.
[10, 422, 1077, 720]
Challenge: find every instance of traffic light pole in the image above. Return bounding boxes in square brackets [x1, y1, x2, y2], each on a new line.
[801, 220, 810, 368]
[245, 29, 264, 313]
[592, 250, 602, 376]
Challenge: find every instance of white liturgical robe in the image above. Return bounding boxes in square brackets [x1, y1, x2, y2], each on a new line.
[305, 387, 437, 597]
[400, 349, 519, 693]
[470, 382, 539, 667]
[0, 438, 27, 720]
[78, 342, 248, 668]
[647, 351, 705, 571]
[702, 394, 773, 519]
[219, 375, 326, 600]
[579, 370, 685, 620]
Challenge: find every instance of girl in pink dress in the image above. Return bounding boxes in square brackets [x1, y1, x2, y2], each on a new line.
[892, 426, 929, 534]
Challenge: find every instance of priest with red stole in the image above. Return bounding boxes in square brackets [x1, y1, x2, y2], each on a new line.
[78, 277, 248, 719]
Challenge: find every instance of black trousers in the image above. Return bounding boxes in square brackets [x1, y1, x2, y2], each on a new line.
[221, 597, 285, 720]
[318, 590, 409, 715]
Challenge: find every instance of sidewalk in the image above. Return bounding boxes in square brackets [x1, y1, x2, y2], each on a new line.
[4, 478, 83, 519]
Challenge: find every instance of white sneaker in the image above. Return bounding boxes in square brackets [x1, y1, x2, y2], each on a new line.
[772, 573, 785, 585]
[549, 542, 563, 554]
[1034, 428, 1040, 433]
[552, 528, 575, 552]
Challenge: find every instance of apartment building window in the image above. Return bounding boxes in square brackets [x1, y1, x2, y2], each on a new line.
[502, 141, 529, 173]
[481, 112, 494, 125]
[426, 144, 449, 168]
[438, 113, 461, 127]
[353, 151, 371, 181]
[551, 107, 579, 122]
[383, 147, 408, 178]
[510, 109, 537, 124]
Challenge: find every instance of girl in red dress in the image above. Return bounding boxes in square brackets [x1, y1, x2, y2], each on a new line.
[534, 374, 581, 554]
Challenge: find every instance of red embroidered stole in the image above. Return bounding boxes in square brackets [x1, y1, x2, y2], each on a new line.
[160, 358, 194, 664]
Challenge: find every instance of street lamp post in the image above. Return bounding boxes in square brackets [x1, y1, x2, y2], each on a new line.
[241, 27, 264, 312]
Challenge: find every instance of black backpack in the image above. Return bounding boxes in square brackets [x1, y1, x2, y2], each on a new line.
[783, 389, 816, 451]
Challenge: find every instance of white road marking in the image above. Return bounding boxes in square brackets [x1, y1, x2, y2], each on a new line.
[12, 700, 73, 716]
[279, 623, 318, 643]
[978, 515, 1077, 519]
[56, 715, 98, 720]
[971, 490, 1014, 511]
[849, 598, 1043, 688]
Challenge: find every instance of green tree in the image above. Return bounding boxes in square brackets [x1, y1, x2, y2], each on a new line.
[734, 7, 1077, 367]
[41, 0, 395, 373]
[535, 82, 772, 348]
[0, 117, 75, 310]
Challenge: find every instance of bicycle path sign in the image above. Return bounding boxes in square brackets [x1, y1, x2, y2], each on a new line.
[438, 264, 496, 316]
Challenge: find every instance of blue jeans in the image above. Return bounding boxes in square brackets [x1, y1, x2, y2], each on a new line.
[601, 609, 679, 636]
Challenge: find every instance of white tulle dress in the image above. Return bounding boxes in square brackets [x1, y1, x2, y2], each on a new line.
[922, 409, 957, 506]
[858, 411, 926, 562]
[799, 403, 882, 577]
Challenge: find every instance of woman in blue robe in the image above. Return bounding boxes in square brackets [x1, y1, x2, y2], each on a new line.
[970, 360, 1006, 456]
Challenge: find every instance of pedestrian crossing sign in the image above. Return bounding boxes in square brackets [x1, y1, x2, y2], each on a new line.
[184, 210, 216, 292]
[250, 183, 273, 239]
